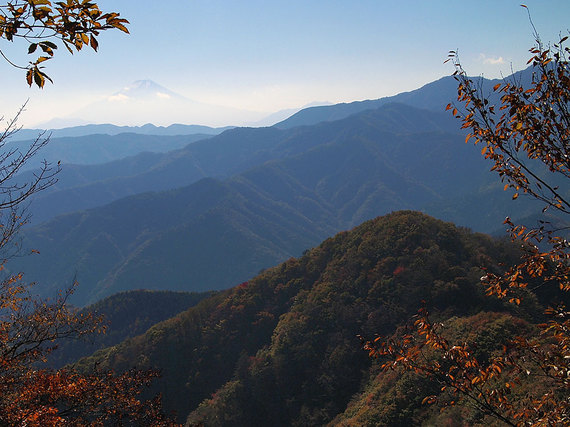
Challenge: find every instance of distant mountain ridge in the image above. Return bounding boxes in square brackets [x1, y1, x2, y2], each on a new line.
[274, 76, 458, 129]
[10, 132, 213, 173]
[274, 67, 533, 129]
[9, 122, 231, 142]
[10, 102, 544, 307]
[21, 101, 539, 227]
[21, 102, 470, 224]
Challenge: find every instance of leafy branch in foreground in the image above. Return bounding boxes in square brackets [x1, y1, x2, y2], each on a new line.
[362, 307, 568, 426]
[0, 278, 176, 425]
[364, 23, 570, 426]
[0, 0, 129, 87]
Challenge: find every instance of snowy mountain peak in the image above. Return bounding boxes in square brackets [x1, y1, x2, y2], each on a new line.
[108, 80, 183, 102]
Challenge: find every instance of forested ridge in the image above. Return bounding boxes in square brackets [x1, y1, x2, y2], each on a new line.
[72, 211, 557, 425]
[47, 289, 215, 369]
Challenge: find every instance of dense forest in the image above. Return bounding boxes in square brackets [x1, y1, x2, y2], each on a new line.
[47, 290, 215, 369]
[73, 211, 552, 425]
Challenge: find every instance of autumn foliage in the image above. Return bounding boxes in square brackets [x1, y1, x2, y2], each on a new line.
[0, 0, 129, 87]
[0, 276, 179, 425]
[363, 22, 570, 426]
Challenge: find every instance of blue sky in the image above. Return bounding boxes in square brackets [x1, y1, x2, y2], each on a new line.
[2, 0, 569, 127]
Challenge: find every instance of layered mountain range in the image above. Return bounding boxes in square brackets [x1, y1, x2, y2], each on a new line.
[8, 70, 551, 307]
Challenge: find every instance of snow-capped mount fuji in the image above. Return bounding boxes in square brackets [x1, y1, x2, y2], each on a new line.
[109, 80, 185, 102]
[70, 80, 264, 127]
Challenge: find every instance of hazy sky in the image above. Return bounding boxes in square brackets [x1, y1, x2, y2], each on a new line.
[1, 0, 569, 127]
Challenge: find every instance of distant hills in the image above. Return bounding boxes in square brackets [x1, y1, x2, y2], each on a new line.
[10, 132, 213, 172]
[22, 95, 518, 226]
[9, 122, 231, 142]
[23, 126, 287, 224]
[11, 102, 544, 306]
[18, 177, 335, 305]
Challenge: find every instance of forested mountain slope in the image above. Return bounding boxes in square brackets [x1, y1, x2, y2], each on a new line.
[13, 103, 543, 306]
[25, 103, 457, 224]
[47, 289, 215, 369]
[24, 126, 287, 224]
[16, 176, 338, 305]
[74, 212, 541, 425]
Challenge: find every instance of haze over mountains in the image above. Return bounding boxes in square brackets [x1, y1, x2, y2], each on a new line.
[15, 70, 535, 223]
[7, 68, 554, 307]
[10, 133, 213, 173]
[72, 80, 265, 127]
[8, 122, 231, 142]
[23, 80, 328, 129]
